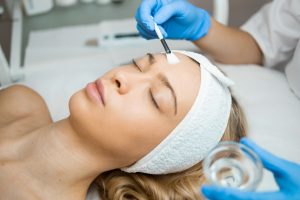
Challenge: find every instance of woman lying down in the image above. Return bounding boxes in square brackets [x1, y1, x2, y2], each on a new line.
[0, 51, 246, 200]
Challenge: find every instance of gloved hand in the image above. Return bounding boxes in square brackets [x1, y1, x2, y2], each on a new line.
[135, 0, 211, 41]
[201, 138, 300, 200]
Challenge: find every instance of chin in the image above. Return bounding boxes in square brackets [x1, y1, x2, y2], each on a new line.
[69, 90, 90, 126]
[68, 89, 104, 142]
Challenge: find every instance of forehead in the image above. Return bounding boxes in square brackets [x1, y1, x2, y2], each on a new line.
[139, 52, 201, 120]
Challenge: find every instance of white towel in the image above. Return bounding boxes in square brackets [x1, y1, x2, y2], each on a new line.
[122, 51, 234, 174]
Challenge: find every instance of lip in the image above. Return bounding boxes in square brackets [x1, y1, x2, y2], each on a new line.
[85, 80, 105, 106]
[95, 79, 106, 106]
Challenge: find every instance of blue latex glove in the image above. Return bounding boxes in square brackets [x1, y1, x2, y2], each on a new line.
[135, 0, 211, 41]
[201, 138, 300, 200]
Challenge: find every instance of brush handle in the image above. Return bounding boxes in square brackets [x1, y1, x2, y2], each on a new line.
[154, 22, 164, 39]
[154, 21, 171, 54]
[160, 39, 171, 54]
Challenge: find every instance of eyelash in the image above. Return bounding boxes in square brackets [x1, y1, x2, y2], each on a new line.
[132, 59, 160, 110]
[132, 59, 142, 72]
[149, 89, 159, 109]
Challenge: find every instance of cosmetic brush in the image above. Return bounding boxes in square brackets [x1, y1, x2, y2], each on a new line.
[153, 22, 179, 64]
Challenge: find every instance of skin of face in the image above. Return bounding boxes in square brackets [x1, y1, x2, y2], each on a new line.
[68, 53, 201, 168]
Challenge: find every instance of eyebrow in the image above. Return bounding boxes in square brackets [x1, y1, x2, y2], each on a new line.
[147, 53, 156, 65]
[147, 53, 178, 115]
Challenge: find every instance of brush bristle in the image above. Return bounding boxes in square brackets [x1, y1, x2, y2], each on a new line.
[166, 52, 180, 64]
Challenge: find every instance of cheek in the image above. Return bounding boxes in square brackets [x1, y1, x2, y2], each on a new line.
[68, 90, 177, 165]
[106, 101, 175, 162]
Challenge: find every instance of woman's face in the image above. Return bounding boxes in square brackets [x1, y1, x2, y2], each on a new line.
[69, 53, 200, 167]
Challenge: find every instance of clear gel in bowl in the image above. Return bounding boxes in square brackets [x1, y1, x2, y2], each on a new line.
[203, 141, 263, 191]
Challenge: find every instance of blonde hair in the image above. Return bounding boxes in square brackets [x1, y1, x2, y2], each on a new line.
[94, 96, 247, 200]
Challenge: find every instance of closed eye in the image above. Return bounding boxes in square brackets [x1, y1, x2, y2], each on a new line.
[149, 89, 160, 110]
[132, 59, 142, 72]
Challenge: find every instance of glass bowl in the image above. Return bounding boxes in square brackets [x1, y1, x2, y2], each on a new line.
[203, 141, 263, 191]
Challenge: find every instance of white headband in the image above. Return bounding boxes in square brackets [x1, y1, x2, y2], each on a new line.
[122, 51, 234, 174]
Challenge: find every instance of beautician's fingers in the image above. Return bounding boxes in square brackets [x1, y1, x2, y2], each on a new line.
[201, 185, 284, 200]
[136, 24, 157, 39]
[240, 138, 290, 175]
[201, 139, 300, 200]
[136, 23, 168, 39]
[241, 138, 300, 190]
[135, 0, 158, 31]
[135, 0, 211, 41]
[153, 1, 189, 24]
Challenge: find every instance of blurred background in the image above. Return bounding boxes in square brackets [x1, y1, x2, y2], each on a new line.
[0, 0, 271, 66]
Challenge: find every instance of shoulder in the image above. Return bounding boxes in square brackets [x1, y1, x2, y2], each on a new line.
[0, 84, 40, 99]
[0, 84, 52, 126]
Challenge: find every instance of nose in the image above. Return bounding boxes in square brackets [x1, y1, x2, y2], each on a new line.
[112, 71, 130, 94]
[112, 70, 151, 94]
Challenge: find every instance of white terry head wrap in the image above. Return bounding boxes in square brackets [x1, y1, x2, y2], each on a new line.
[122, 50, 234, 174]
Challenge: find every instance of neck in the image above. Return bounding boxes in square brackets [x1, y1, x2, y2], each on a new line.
[23, 118, 116, 199]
